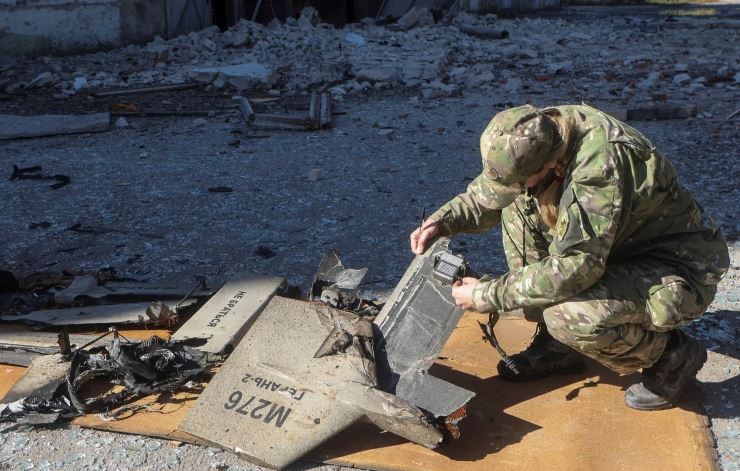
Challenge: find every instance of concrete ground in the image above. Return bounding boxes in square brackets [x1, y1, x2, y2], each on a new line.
[1, 4, 738, 471]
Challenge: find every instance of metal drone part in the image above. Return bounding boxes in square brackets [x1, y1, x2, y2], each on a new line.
[374, 238, 475, 422]
[179, 240, 473, 469]
[179, 297, 442, 470]
[432, 251, 467, 285]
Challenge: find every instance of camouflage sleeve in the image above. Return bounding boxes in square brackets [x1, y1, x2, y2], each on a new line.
[428, 180, 503, 236]
[471, 137, 624, 313]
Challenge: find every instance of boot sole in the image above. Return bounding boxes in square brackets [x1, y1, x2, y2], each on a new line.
[625, 341, 708, 411]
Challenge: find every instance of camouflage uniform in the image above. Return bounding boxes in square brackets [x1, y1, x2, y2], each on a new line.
[429, 104, 729, 374]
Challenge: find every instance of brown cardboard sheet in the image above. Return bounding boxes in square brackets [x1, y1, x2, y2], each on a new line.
[315, 314, 717, 471]
[0, 314, 717, 471]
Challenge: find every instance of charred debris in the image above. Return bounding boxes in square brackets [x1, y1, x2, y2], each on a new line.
[1, 242, 477, 468]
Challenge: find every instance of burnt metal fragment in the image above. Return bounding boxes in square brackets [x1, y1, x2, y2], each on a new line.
[309, 249, 374, 314]
[1, 331, 215, 425]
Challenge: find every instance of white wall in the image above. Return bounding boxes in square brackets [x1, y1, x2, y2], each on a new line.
[0, 0, 128, 56]
[461, 0, 561, 13]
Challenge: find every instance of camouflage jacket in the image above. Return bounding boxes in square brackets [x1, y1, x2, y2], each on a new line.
[430, 104, 730, 313]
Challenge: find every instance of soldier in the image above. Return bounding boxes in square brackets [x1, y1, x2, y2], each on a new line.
[410, 104, 729, 410]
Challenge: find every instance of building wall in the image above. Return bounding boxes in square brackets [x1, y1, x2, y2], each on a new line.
[0, 0, 167, 57]
[461, 0, 561, 13]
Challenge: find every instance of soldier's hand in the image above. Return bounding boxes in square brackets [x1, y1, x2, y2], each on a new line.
[410, 220, 440, 255]
[452, 277, 479, 310]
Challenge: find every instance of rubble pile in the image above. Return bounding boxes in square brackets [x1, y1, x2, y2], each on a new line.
[0, 9, 738, 104]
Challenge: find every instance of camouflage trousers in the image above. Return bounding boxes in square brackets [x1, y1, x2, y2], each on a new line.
[499, 195, 713, 374]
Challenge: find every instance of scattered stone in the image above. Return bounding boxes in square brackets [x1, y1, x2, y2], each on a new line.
[421, 80, 457, 98]
[355, 66, 399, 83]
[145, 440, 162, 452]
[398, 7, 421, 31]
[115, 117, 130, 128]
[201, 38, 218, 52]
[165, 453, 181, 467]
[674, 63, 689, 72]
[308, 168, 323, 181]
[123, 440, 145, 452]
[147, 43, 170, 62]
[189, 62, 275, 91]
[345, 32, 366, 46]
[378, 128, 394, 136]
[546, 61, 574, 75]
[519, 49, 539, 59]
[416, 8, 435, 27]
[686, 82, 706, 94]
[298, 7, 320, 28]
[192, 118, 208, 126]
[228, 32, 253, 48]
[673, 73, 691, 85]
[72, 77, 88, 91]
[503, 77, 522, 91]
[637, 71, 660, 90]
[465, 71, 496, 88]
[26, 72, 55, 89]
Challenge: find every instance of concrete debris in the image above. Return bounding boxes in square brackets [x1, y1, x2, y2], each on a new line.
[298, 7, 321, 29]
[72, 77, 88, 91]
[397, 7, 435, 31]
[189, 63, 275, 91]
[2, 9, 732, 105]
[421, 80, 457, 98]
[115, 117, 129, 128]
[26, 72, 55, 89]
[637, 71, 661, 90]
[344, 32, 366, 46]
[355, 66, 399, 83]
[458, 25, 509, 39]
[673, 73, 691, 85]
[0, 300, 191, 327]
[307, 168, 323, 181]
[0, 113, 109, 140]
[674, 63, 689, 73]
[546, 61, 574, 75]
[201, 38, 218, 53]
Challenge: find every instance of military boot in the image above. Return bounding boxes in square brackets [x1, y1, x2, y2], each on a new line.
[497, 323, 587, 381]
[625, 330, 707, 411]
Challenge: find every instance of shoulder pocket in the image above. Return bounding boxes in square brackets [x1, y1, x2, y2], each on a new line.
[554, 189, 593, 251]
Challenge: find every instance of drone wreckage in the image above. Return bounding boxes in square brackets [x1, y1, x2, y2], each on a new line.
[0, 238, 478, 470]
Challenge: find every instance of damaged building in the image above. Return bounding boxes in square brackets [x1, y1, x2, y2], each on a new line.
[0, 0, 561, 57]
